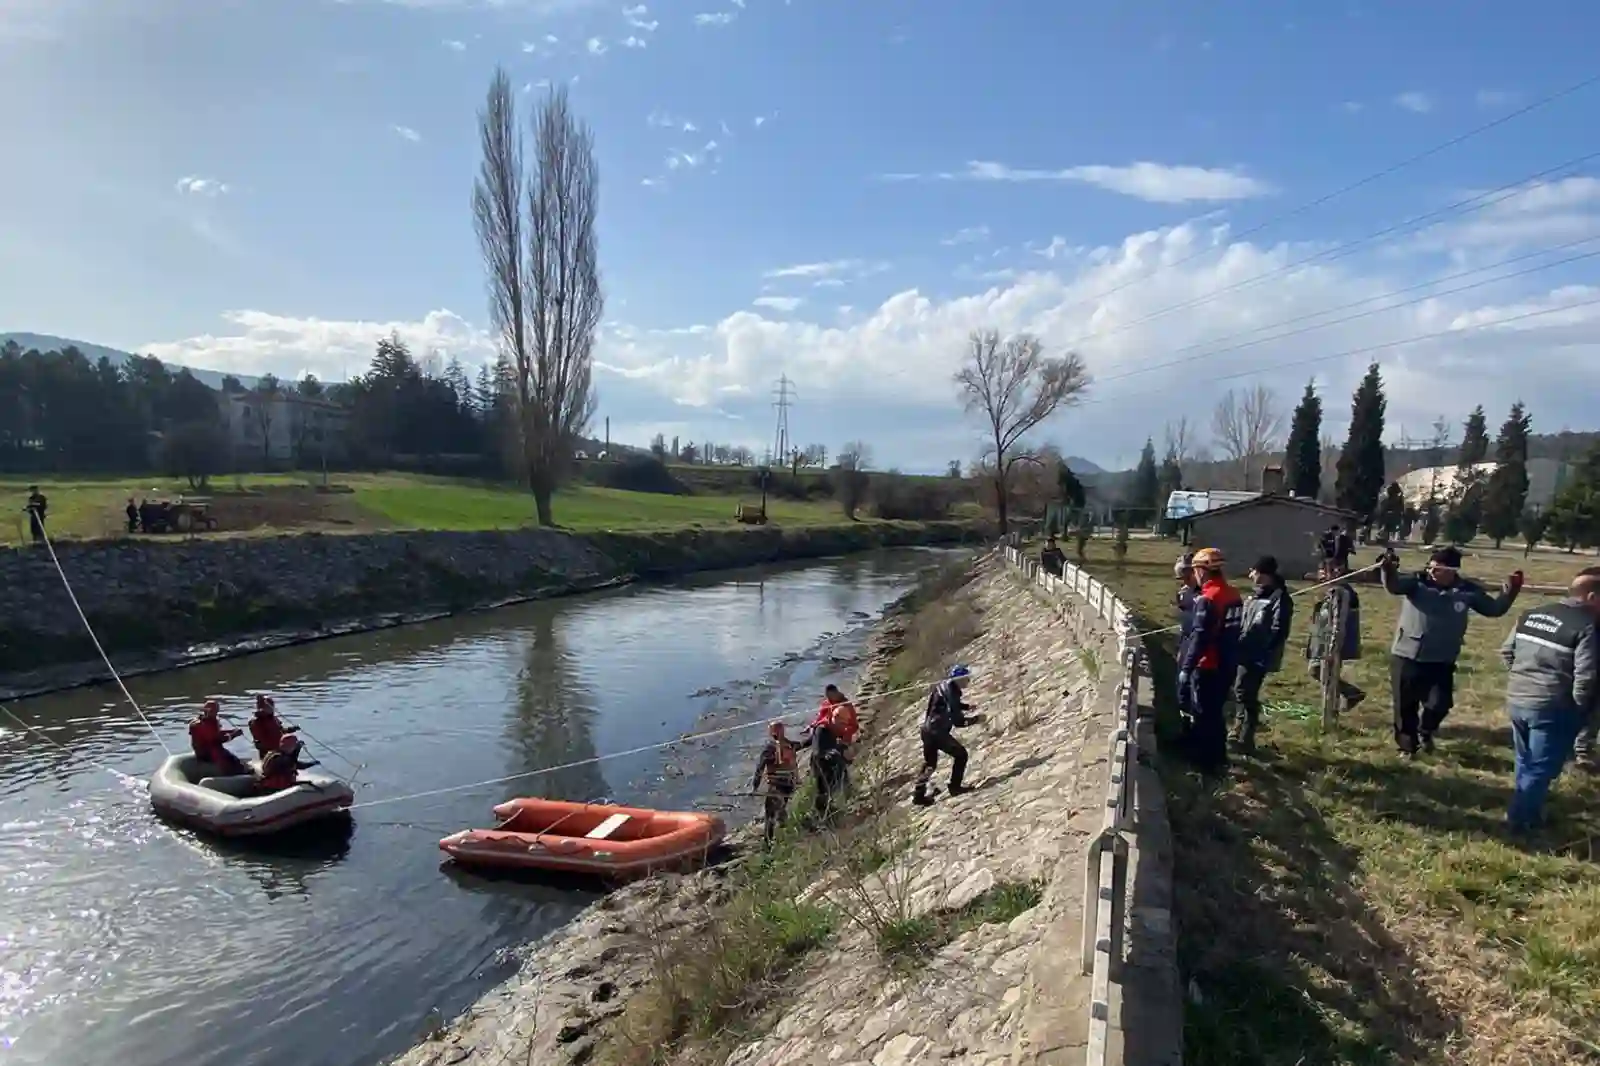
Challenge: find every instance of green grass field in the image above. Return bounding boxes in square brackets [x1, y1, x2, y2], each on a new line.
[1062, 537, 1600, 1066]
[0, 471, 852, 545]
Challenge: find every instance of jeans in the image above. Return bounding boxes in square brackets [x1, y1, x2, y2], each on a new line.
[1508, 704, 1585, 831]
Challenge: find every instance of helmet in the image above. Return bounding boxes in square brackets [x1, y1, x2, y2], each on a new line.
[202, 699, 220, 714]
[948, 664, 971, 680]
[768, 720, 786, 738]
[1191, 547, 1225, 571]
[279, 734, 300, 754]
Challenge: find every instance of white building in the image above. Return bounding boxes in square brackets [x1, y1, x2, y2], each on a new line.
[220, 392, 349, 467]
[1395, 458, 1573, 512]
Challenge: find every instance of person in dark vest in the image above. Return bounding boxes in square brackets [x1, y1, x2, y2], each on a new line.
[1233, 555, 1294, 750]
[1381, 546, 1522, 756]
[254, 734, 318, 795]
[25, 485, 48, 544]
[809, 713, 848, 820]
[913, 665, 974, 805]
[751, 721, 801, 843]
[1173, 552, 1198, 720]
[125, 498, 139, 534]
[1176, 548, 1243, 774]
[1306, 560, 1365, 711]
[1498, 567, 1600, 832]
[1039, 536, 1066, 577]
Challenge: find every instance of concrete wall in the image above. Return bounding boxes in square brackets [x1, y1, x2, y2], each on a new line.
[1190, 501, 1331, 578]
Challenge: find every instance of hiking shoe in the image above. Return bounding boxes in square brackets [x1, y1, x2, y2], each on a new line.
[948, 783, 971, 796]
[1344, 693, 1365, 712]
[1421, 732, 1436, 754]
[1398, 734, 1418, 758]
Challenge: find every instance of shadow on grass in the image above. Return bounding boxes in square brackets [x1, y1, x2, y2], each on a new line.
[1125, 575, 1460, 1065]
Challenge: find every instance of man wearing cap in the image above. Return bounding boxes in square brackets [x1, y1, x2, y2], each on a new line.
[1498, 567, 1600, 831]
[1176, 548, 1244, 772]
[1380, 546, 1523, 756]
[1234, 555, 1294, 750]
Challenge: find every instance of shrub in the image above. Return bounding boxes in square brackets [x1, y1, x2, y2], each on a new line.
[596, 455, 691, 495]
[870, 472, 955, 521]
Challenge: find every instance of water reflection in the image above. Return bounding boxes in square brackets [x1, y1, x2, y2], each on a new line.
[505, 612, 607, 803]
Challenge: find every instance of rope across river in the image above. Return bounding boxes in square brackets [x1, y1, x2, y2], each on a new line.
[14, 524, 1390, 816]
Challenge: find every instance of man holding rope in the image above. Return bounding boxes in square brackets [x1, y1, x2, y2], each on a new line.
[1380, 546, 1523, 757]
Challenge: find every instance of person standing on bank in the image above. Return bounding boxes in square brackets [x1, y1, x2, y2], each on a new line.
[1380, 546, 1523, 757]
[1176, 548, 1244, 774]
[913, 665, 975, 805]
[1498, 567, 1600, 833]
[1307, 559, 1366, 712]
[751, 720, 802, 844]
[1234, 555, 1293, 751]
[1173, 552, 1198, 720]
[24, 485, 48, 545]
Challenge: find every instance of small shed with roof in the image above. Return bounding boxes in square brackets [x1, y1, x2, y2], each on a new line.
[1185, 494, 1364, 579]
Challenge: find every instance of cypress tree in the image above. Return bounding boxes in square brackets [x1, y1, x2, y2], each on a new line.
[1283, 380, 1323, 499]
[1377, 481, 1406, 540]
[1457, 406, 1490, 466]
[1335, 363, 1387, 519]
[1481, 402, 1532, 547]
[1444, 405, 1492, 543]
[1132, 438, 1159, 523]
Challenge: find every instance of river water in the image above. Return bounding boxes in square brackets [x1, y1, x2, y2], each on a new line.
[0, 548, 957, 1066]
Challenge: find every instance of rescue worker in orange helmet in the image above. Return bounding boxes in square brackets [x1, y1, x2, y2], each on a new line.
[255, 733, 318, 795]
[248, 694, 301, 759]
[1175, 548, 1244, 774]
[189, 699, 247, 776]
[820, 684, 859, 750]
[750, 720, 801, 844]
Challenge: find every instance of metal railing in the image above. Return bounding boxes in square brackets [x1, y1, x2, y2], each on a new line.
[1001, 536, 1144, 1066]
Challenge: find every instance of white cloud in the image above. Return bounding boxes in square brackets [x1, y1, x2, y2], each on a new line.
[753, 296, 804, 313]
[390, 124, 422, 143]
[442, 38, 466, 51]
[648, 110, 697, 132]
[752, 114, 771, 128]
[174, 176, 229, 197]
[623, 3, 658, 30]
[1394, 91, 1434, 114]
[620, 35, 646, 48]
[877, 161, 1274, 204]
[1411, 177, 1600, 252]
[694, 11, 736, 25]
[141, 195, 1600, 468]
[940, 226, 991, 246]
[586, 36, 607, 54]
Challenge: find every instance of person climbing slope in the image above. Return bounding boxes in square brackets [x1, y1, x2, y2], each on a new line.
[750, 720, 801, 844]
[913, 665, 975, 805]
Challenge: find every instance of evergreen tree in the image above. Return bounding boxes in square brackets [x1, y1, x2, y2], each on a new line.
[1283, 379, 1323, 498]
[1480, 401, 1532, 547]
[1335, 363, 1387, 518]
[1544, 441, 1600, 552]
[1443, 405, 1492, 543]
[1376, 481, 1406, 540]
[1056, 461, 1086, 510]
[1155, 445, 1184, 533]
[1131, 438, 1159, 523]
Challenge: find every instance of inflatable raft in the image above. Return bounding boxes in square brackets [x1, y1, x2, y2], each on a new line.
[440, 798, 724, 881]
[149, 755, 354, 837]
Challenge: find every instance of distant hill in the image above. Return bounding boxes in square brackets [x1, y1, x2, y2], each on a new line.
[0, 331, 254, 391]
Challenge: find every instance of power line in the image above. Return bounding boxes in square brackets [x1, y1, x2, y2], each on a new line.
[771, 373, 794, 467]
[1061, 147, 1600, 361]
[1088, 237, 1600, 388]
[1078, 293, 1600, 410]
[1040, 71, 1600, 331]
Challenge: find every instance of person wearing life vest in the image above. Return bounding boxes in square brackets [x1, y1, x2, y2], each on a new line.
[809, 710, 850, 820]
[1380, 546, 1522, 756]
[189, 699, 247, 775]
[255, 733, 317, 795]
[913, 665, 974, 805]
[751, 720, 802, 843]
[1498, 567, 1600, 832]
[248, 694, 301, 759]
[1173, 551, 1198, 719]
[820, 684, 860, 751]
[1176, 548, 1243, 774]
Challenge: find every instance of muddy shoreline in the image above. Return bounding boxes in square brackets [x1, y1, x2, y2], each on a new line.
[384, 578, 923, 1066]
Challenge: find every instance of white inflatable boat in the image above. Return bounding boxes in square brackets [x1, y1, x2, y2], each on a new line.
[149, 755, 354, 837]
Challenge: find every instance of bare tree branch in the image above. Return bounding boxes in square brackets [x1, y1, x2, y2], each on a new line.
[1210, 384, 1284, 490]
[953, 330, 1090, 534]
[1162, 416, 1192, 466]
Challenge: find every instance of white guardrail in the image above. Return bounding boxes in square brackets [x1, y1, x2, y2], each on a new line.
[1001, 536, 1145, 1066]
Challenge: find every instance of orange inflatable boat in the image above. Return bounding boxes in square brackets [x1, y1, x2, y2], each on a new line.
[439, 798, 726, 881]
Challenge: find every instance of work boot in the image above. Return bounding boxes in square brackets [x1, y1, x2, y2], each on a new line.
[948, 782, 970, 796]
[1397, 733, 1418, 758]
[912, 780, 933, 806]
[1344, 692, 1365, 712]
[1420, 732, 1436, 755]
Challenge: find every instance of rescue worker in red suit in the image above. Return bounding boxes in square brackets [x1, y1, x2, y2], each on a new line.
[1175, 548, 1243, 774]
[249, 694, 301, 759]
[189, 699, 247, 775]
[750, 721, 801, 844]
[255, 734, 317, 795]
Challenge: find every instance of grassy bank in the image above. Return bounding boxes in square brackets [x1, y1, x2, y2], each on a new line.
[591, 557, 1043, 1065]
[1065, 537, 1600, 1066]
[0, 472, 861, 545]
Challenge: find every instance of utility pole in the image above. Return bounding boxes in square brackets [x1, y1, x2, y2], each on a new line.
[772, 374, 794, 471]
[605, 416, 610, 455]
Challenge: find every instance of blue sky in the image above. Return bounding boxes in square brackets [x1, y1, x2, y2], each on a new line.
[3, 1, 1599, 472]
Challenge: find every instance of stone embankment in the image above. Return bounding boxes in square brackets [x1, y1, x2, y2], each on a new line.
[389, 547, 1182, 1066]
[0, 520, 981, 697]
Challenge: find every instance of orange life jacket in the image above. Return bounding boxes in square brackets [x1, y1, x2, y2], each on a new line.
[257, 751, 298, 792]
[189, 717, 225, 761]
[764, 740, 798, 788]
[249, 714, 285, 756]
[830, 701, 859, 745]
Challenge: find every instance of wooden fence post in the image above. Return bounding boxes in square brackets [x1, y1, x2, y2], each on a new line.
[1319, 586, 1348, 731]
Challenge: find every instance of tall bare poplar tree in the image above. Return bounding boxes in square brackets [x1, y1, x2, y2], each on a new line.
[473, 68, 600, 525]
